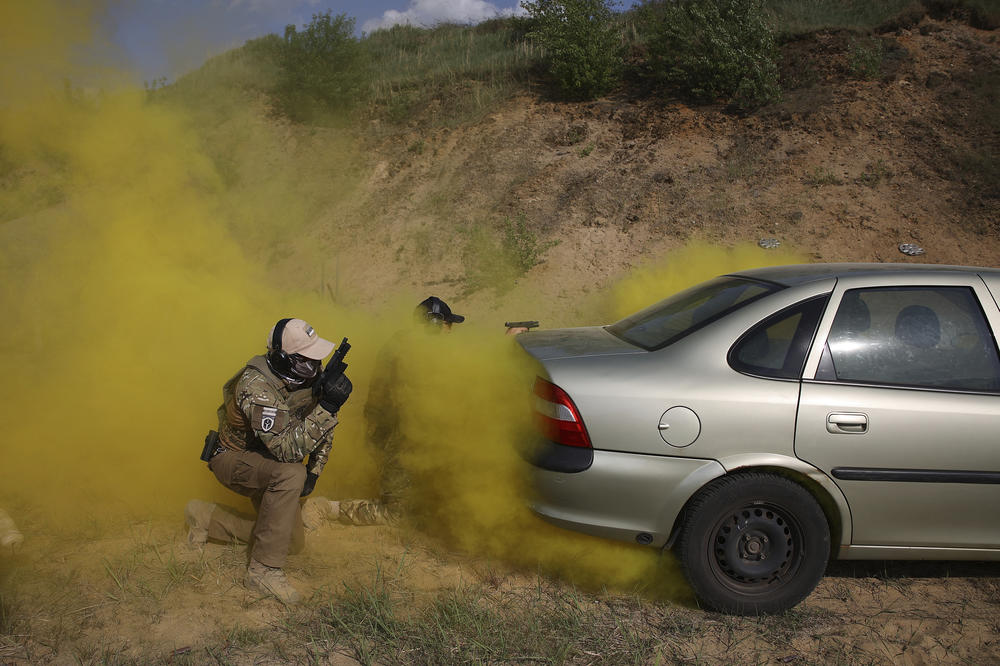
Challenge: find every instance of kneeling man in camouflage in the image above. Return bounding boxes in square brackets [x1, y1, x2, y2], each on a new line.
[186, 318, 352, 604]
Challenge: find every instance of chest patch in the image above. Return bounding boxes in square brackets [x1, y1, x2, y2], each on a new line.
[251, 404, 289, 434]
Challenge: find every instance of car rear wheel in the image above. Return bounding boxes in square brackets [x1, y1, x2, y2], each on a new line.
[675, 472, 829, 615]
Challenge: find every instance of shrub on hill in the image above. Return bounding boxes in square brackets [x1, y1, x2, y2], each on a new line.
[522, 0, 624, 100]
[275, 11, 365, 121]
[639, 0, 780, 111]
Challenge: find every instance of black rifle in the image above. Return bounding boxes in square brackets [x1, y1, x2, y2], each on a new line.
[504, 320, 539, 330]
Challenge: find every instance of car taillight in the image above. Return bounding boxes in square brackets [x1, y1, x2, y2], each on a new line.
[532, 377, 592, 449]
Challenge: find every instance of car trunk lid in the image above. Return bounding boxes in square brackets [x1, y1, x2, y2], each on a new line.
[516, 326, 644, 362]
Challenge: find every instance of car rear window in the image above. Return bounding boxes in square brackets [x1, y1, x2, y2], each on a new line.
[606, 277, 782, 351]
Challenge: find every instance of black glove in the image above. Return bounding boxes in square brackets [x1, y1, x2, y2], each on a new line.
[319, 372, 353, 413]
[301, 472, 319, 497]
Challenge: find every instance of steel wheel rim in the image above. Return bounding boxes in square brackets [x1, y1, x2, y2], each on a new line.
[707, 502, 804, 594]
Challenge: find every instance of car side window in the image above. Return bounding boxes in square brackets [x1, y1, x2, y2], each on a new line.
[729, 295, 829, 379]
[816, 286, 1000, 392]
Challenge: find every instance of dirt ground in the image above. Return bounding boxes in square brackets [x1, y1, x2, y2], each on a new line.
[2, 13, 999, 666]
[1, 516, 998, 664]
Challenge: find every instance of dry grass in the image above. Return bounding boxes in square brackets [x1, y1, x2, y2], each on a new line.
[1, 519, 997, 664]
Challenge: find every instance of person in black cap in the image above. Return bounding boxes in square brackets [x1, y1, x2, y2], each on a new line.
[302, 297, 464, 528]
[415, 295, 465, 330]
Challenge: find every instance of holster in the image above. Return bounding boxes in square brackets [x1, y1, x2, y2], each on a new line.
[201, 430, 220, 462]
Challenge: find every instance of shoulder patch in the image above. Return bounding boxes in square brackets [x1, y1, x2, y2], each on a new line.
[250, 404, 289, 434]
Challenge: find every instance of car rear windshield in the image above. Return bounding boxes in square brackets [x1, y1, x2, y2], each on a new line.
[606, 277, 782, 351]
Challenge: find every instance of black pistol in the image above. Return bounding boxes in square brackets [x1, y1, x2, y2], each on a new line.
[325, 337, 351, 377]
[200, 430, 220, 462]
[314, 337, 350, 399]
[504, 320, 539, 330]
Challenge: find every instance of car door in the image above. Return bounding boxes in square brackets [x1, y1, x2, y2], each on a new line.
[795, 273, 1000, 549]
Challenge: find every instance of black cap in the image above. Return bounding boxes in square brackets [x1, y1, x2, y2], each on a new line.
[416, 296, 465, 325]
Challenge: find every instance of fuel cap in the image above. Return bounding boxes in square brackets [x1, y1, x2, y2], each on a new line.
[658, 406, 701, 448]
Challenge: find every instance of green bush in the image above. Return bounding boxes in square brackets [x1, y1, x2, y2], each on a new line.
[462, 214, 558, 294]
[848, 37, 885, 80]
[639, 0, 780, 111]
[276, 11, 365, 120]
[521, 0, 624, 100]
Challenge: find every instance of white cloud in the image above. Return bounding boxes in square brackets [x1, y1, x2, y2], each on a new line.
[362, 0, 526, 33]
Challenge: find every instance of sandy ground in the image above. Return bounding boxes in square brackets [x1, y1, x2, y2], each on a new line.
[1, 516, 997, 664]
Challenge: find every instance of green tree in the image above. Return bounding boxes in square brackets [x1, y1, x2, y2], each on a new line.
[640, 0, 780, 111]
[276, 11, 364, 120]
[521, 0, 624, 100]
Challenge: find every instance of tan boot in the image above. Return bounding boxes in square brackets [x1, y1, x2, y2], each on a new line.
[184, 500, 216, 550]
[245, 559, 301, 604]
[0, 509, 23, 550]
[301, 497, 340, 531]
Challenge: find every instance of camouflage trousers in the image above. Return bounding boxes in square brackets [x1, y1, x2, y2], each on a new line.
[338, 498, 398, 526]
[337, 452, 411, 526]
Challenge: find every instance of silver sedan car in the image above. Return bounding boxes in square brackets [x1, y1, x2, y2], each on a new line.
[517, 263, 1000, 614]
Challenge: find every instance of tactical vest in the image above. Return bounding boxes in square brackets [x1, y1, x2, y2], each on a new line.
[216, 355, 317, 453]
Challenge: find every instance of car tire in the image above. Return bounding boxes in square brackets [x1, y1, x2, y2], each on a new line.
[675, 472, 830, 615]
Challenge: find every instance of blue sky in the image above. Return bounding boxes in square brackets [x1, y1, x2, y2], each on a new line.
[108, 0, 527, 83]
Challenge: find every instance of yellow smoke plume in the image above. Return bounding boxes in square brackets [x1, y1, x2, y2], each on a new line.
[0, 1, 376, 525]
[0, 0, 807, 600]
[0, 2, 97, 104]
[374, 243, 805, 594]
[607, 242, 806, 321]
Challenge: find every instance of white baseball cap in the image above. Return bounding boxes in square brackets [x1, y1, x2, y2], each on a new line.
[267, 318, 335, 360]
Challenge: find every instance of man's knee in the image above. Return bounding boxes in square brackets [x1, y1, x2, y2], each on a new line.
[271, 462, 307, 491]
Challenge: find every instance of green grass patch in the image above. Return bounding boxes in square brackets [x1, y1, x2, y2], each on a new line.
[766, 0, 920, 36]
[0, 590, 19, 637]
[857, 159, 893, 187]
[362, 22, 539, 129]
[848, 36, 886, 80]
[304, 579, 662, 665]
[461, 213, 558, 295]
[954, 148, 1000, 198]
[804, 166, 843, 186]
[164, 18, 539, 131]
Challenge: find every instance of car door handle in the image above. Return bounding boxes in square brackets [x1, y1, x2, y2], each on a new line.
[827, 412, 868, 434]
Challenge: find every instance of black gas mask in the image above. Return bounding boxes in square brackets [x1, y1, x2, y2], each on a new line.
[267, 351, 321, 389]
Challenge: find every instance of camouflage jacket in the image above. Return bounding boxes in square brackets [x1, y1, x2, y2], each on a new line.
[216, 355, 337, 475]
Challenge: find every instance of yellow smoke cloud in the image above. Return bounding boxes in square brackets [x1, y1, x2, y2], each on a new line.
[0, 2, 376, 525]
[607, 242, 806, 321]
[373, 243, 805, 595]
[0, 1, 97, 104]
[358, 326, 678, 595]
[0, 0, 808, 601]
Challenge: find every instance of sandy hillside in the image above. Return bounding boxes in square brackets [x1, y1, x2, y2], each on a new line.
[268, 15, 999, 326]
